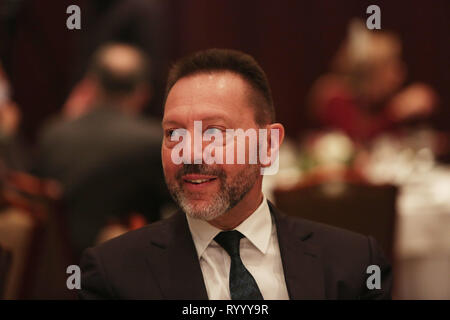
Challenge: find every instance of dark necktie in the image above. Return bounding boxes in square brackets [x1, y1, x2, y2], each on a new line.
[214, 230, 264, 300]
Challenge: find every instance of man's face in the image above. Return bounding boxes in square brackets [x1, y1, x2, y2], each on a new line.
[162, 72, 262, 221]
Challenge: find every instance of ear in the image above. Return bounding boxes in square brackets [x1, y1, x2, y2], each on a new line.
[261, 122, 285, 168]
[62, 76, 99, 119]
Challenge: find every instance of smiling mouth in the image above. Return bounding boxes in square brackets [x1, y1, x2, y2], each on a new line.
[182, 174, 218, 185]
[184, 177, 217, 185]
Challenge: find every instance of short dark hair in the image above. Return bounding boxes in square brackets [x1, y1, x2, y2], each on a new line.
[165, 48, 275, 125]
[88, 43, 149, 97]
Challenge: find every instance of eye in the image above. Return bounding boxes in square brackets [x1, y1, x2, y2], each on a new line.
[165, 129, 174, 138]
[206, 127, 223, 135]
[164, 128, 188, 149]
[165, 129, 182, 139]
[165, 128, 189, 141]
[204, 127, 226, 146]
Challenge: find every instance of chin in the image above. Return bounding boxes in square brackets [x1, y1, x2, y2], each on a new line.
[182, 200, 227, 221]
[185, 209, 225, 221]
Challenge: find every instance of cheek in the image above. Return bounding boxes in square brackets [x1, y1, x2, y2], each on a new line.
[219, 163, 241, 181]
[225, 136, 259, 165]
[161, 147, 178, 177]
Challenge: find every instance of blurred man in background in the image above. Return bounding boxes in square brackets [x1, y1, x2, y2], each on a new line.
[64, 0, 169, 121]
[35, 43, 170, 260]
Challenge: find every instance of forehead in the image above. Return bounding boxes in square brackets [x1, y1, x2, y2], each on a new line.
[163, 72, 255, 125]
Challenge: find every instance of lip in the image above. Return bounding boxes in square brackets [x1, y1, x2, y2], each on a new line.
[182, 174, 217, 180]
[182, 174, 218, 191]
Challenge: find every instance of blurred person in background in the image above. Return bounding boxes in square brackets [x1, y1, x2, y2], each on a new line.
[35, 43, 170, 260]
[63, 0, 168, 121]
[309, 19, 438, 143]
[0, 62, 29, 171]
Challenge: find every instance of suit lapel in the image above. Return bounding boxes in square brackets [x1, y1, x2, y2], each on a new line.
[145, 212, 208, 299]
[270, 202, 326, 299]
[144, 203, 326, 300]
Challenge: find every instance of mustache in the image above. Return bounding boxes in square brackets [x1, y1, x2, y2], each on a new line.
[175, 164, 226, 180]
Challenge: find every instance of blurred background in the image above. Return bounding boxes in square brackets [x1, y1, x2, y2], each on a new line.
[0, 0, 449, 299]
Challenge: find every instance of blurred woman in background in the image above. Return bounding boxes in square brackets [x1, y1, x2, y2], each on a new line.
[309, 19, 438, 143]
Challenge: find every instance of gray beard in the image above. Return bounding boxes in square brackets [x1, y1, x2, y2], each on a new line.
[166, 165, 260, 221]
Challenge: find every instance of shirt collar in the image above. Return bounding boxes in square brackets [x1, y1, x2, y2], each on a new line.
[186, 194, 272, 259]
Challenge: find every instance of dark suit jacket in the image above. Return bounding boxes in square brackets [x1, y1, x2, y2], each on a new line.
[35, 106, 170, 259]
[79, 202, 392, 299]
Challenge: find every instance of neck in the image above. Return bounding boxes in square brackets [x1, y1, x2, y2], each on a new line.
[208, 182, 264, 230]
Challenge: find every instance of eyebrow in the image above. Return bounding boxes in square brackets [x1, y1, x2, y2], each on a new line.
[162, 115, 232, 127]
[161, 119, 181, 127]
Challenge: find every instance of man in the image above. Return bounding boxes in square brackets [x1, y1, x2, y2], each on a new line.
[35, 44, 169, 260]
[70, 0, 169, 117]
[79, 49, 392, 299]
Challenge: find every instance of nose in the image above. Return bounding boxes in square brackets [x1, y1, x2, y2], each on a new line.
[191, 121, 203, 164]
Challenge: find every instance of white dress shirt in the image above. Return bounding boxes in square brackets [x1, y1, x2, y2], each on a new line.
[186, 195, 290, 300]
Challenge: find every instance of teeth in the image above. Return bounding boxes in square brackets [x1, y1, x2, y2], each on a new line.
[187, 179, 213, 184]
[191, 179, 208, 183]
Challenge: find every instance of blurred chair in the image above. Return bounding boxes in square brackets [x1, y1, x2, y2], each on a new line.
[274, 181, 398, 260]
[0, 173, 46, 299]
[0, 171, 75, 299]
[94, 212, 148, 245]
[0, 245, 12, 299]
